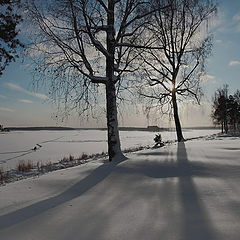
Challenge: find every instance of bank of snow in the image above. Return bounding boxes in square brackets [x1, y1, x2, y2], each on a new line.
[0, 134, 240, 240]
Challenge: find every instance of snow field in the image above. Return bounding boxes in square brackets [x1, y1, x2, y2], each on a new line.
[0, 134, 239, 240]
[0, 129, 219, 170]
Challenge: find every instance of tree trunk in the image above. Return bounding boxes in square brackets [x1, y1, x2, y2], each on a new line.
[172, 90, 184, 142]
[105, 0, 124, 161]
[105, 83, 123, 161]
[224, 100, 228, 134]
[224, 118, 228, 133]
[234, 111, 237, 132]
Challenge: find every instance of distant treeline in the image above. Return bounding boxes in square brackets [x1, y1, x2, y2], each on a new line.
[6, 126, 219, 132]
[7, 126, 75, 131]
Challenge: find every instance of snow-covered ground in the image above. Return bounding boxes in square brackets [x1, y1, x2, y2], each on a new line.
[0, 133, 239, 240]
[0, 129, 219, 170]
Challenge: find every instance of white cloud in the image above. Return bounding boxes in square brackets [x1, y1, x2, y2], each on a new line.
[235, 24, 240, 32]
[229, 61, 240, 66]
[201, 74, 216, 84]
[233, 14, 240, 22]
[5, 83, 48, 100]
[0, 107, 14, 112]
[204, 74, 215, 80]
[210, 10, 226, 32]
[232, 14, 240, 32]
[0, 94, 6, 99]
[5, 82, 22, 91]
[31, 92, 48, 100]
[212, 11, 240, 34]
[19, 99, 33, 103]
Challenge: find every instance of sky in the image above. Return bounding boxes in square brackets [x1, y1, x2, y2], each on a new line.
[0, 0, 240, 128]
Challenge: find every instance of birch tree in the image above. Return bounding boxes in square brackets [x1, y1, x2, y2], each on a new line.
[25, 0, 163, 161]
[137, 0, 216, 141]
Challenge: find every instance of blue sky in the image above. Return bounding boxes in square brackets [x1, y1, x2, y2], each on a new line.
[205, 0, 240, 95]
[0, 0, 240, 127]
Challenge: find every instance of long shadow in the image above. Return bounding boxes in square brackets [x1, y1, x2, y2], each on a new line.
[114, 144, 224, 239]
[0, 159, 124, 229]
[116, 152, 240, 179]
[177, 142, 217, 240]
[137, 151, 169, 156]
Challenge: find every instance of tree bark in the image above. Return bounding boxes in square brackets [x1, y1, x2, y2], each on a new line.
[172, 90, 184, 142]
[105, 0, 124, 161]
[234, 111, 237, 132]
[224, 118, 228, 134]
[224, 98, 228, 134]
[105, 82, 123, 161]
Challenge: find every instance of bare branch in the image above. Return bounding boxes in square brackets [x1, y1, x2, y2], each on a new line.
[116, 43, 164, 50]
[96, 0, 108, 12]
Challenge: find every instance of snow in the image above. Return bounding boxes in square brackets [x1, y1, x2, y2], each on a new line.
[0, 129, 219, 170]
[0, 133, 240, 240]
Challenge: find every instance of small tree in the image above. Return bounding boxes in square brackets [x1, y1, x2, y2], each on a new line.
[137, 0, 216, 142]
[233, 90, 240, 131]
[0, 0, 23, 76]
[228, 95, 238, 131]
[211, 85, 229, 133]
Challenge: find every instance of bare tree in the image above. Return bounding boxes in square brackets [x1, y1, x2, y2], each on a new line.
[137, 0, 216, 142]
[25, 0, 163, 161]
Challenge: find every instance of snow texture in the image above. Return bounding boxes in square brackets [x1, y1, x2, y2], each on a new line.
[0, 133, 240, 240]
[0, 129, 219, 170]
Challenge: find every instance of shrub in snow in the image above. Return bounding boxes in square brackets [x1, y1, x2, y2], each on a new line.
[0, 168, 10, 183]
[17, 160, 34, 172]
[154, 134, 164, 148]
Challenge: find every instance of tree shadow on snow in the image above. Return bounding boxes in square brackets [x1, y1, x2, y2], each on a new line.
[177, 142, 217, 240]
[0, 158, 124, 229]
[115, 143, 226, 239]
[137, 151, 169, 156]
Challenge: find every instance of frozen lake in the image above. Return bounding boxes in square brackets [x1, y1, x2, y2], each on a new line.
[0, 129, 219, 170]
